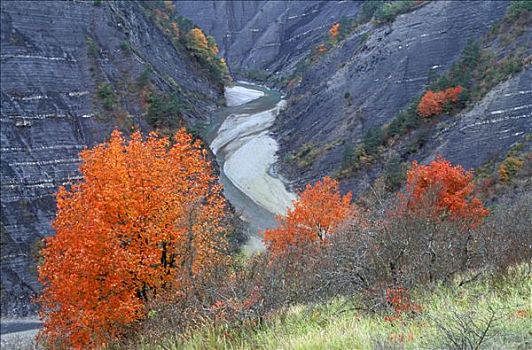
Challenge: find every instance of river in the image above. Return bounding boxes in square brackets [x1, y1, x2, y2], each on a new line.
[205, 82, 296, 253]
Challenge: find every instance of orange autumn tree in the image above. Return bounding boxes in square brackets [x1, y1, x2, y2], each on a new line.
[264, 177, 353, 256]
[399, 156, 489, 227]
[38, 129, 230, 349]
[417, 86, 462, 117]
[187, 27, 209, 53]
[186, 27, 220, 60]
[329, 22, 341, 41]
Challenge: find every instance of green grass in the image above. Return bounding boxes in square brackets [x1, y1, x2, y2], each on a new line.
[131, 265, 531, 349]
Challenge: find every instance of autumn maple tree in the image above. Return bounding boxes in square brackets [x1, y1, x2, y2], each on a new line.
[38, 129, 230, 349]
[417, 86, 462, 117]
[399, 156, 489, 227]
[264, 177, 353, 256]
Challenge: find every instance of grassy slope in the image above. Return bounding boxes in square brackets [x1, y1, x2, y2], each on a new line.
[135, 266, 531, 350]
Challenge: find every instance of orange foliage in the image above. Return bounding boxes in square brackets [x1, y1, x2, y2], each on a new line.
[209, 43, 219, 56]
[187, 27, 210, 52]
[264, 177, 353, 256]
[186, 27, 221, 60]
[317, 43, 328, 54]
[386, 287, 421, 318]
[38, 129, 229, 349]
[417, 86, 462, 117]
[329, 23, 341, 41]
[400, 157, 489, 227]
[171, 21, 180, 38]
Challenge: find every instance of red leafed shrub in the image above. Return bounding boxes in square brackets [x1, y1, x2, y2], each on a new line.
[386, 287, 421, 315]
[263, 177, 353, 257]
[399, 156, 489, 228]
[417, 86, 463, 117]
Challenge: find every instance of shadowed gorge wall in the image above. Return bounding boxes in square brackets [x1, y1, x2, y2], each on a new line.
[1, 0, 222, 315]
[176, 1, 360, 75]
[176, 1, 531, 195]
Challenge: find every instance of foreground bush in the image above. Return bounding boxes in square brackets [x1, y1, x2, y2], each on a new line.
[264, 176, 354, 257]
[41, 148, 531, 349]
[38, 130, 231, 349]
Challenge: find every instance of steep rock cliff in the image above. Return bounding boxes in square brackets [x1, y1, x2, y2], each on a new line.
[273, 1, 531, 192]
[1, 0, 221, 316]
[176, 0, 360, 75]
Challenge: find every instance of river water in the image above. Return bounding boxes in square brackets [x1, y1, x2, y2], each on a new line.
[205, 82, 296, 253]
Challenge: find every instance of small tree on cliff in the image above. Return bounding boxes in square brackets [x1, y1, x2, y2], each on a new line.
[417, 86, 462, 117]
[264, 177, 353, 257]
[329, 23, 341, 42]
[38, 129, 230, 349]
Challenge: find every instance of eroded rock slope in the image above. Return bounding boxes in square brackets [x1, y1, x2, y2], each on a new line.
[176, 0, 360, 74]
[274, 1, 531, 192]
[1, 0, 221, 315]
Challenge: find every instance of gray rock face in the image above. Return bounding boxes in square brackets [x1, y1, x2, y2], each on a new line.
[176, 0, 360, 74]
[423, 68, 532, 168]
[1, 0, 221, 316]
[273, 1, 530, 190]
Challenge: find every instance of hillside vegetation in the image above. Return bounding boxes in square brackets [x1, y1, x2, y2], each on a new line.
[32, 128, 530, 349]
[133, 265, 531, 349]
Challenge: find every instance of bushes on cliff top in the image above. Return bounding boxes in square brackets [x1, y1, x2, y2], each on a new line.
[374, 1, 417, 23]
[507, 0, 532, 21]
[184, 27, 229, 83]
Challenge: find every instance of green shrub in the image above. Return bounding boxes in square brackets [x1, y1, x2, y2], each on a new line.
[384, 157, 407, 191]
[86, 37, 99, 58]
[362, 127, 385, 156]
[359, 0, 385, 22]
[145, 93, 182, 129]
[386, 101, 420, 139]
[507, 0, 532, 21]
[137, 67, 153, 88]
[120, 40, 131, 55]
[98, 83, 115, 110]
[430, 40, 480, 92]
[374, 1, 416, 23]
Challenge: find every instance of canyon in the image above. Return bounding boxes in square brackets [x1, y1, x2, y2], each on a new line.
[1, 0, 530, 318]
